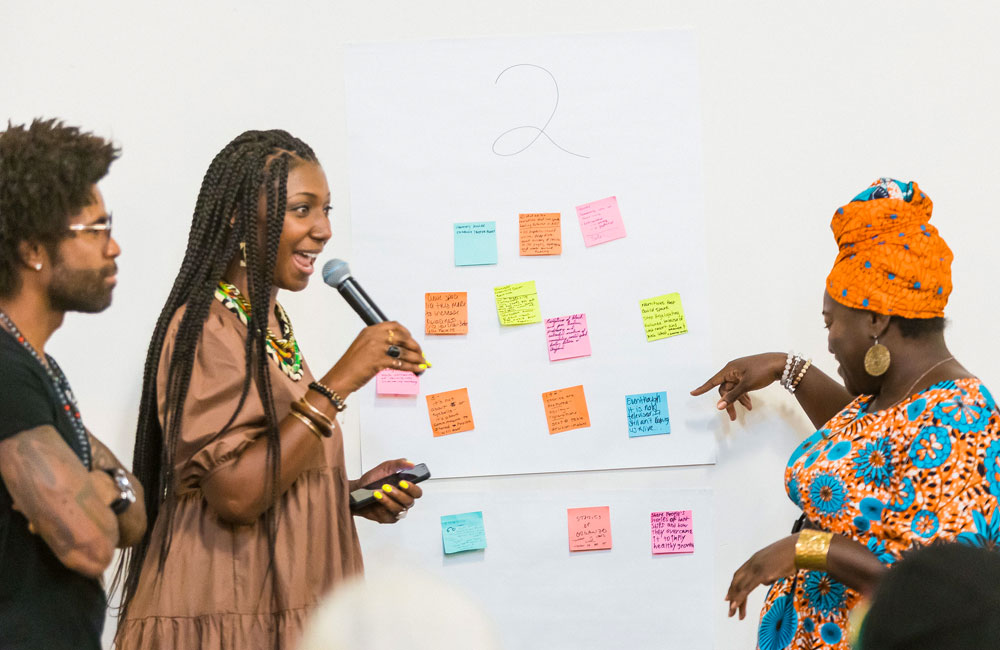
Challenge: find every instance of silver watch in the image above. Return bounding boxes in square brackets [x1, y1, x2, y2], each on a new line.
[102, 468, 136, 515]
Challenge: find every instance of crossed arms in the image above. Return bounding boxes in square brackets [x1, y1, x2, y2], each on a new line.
[0, 426, 146, 579]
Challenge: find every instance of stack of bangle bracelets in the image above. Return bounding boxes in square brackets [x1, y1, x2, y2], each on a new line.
[781, 352, 812, 394]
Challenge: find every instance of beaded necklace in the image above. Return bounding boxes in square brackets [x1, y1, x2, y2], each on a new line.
[0, 308, 92, 468]
[213, 281, 304, 381]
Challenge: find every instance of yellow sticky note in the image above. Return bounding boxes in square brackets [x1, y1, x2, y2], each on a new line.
[493, 281, 541, 326]
[639, 292, 688, 341]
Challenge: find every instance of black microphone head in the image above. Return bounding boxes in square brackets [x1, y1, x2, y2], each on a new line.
[322, 258, 352, 288]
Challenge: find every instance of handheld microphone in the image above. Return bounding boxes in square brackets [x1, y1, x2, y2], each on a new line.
[321, 259, 389, 326]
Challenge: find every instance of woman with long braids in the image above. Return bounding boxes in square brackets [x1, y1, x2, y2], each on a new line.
[115, 130, 425, 649]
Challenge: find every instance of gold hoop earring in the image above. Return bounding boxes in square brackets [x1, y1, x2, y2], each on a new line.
[239, 242, 247, 268]
[864, 337, 891, 376]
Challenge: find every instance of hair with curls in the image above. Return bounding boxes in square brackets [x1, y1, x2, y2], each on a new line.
[0, 118, 119, 297]
[115, 130, 317, 622]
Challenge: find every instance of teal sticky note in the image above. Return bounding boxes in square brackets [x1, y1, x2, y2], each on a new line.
[626, 392, 670, 437]
[441, 511, 487, 554]
[454, 222, 498, 266]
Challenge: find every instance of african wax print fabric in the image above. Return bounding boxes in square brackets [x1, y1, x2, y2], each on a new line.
[755, 378, 1000, 650]
[826, 178, 952, 319]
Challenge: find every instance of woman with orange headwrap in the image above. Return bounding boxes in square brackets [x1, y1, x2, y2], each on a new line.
[692, 179, 1000, 649]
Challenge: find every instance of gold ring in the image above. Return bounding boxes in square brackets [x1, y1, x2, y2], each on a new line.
[394, 359, 402, 369]
[388, 329, 395, 343]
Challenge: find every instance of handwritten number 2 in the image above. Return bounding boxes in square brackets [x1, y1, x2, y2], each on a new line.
[492, 63, 588, 159]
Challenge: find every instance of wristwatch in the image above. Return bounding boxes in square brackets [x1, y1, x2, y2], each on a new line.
[102, 468, 137, 515]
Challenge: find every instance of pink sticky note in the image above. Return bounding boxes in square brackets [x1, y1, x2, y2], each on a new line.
[567, 506, 612, 551]
[545, 314, 591, 362]
[651, 510, 694, 555]
[575, 196, 627, 247]
[375, 369, 419, 396]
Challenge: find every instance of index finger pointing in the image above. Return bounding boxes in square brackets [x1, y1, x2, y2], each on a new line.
[690, 371, 724, 396]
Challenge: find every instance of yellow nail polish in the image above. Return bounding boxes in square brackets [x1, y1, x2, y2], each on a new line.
[418, 363, 428, 371]
[382, 484, 393, 493]
[399, 480, 410, 489]
[374, 491, 384, 500]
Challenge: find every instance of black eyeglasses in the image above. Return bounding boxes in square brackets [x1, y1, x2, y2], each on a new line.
[67, 214, 113, 241]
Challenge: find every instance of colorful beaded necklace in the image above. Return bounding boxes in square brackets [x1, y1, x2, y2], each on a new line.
[214, 281, 304, 381]
[0, 308, 92, 468]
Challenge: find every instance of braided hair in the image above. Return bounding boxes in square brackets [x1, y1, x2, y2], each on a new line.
[115, 130, 317, 618]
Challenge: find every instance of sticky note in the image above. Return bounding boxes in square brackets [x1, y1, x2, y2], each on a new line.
[454, 222, 497, 266]
[493, 280, 541, 326]
[651, 510, 694, 554]
[542, 385, 591, 435]
[626, 392, 670, 437]
[375, 369, 420, 396]
[639, 292, 688, 341]
[425, 292, 468, 335]
[441, 511, 487, 554]
[575, 196, 626, 247]
[426, 388, 475, 437]
[519, 212, 562, 256]
[545, 314, 591, 361]
[567, 506, 612, 551]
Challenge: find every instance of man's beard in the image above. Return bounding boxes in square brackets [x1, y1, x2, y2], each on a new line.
[47, 261, 116, 313]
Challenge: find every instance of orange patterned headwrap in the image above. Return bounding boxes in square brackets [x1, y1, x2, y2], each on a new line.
[826, 179, 952, 318]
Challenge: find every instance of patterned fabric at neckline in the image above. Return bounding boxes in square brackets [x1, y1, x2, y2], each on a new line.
[214, 281, 304, 381]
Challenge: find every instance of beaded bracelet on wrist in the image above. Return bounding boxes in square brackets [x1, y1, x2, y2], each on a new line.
[308, 381, 347, 412]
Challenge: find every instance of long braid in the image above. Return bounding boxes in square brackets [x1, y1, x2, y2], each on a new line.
[113, 131, 317, 626]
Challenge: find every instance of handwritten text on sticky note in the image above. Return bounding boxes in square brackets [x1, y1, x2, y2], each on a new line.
[626, 392, 670, 437]
[494, 280, 541, 326]
[441, 511, 487, 554]
[545, 314, 591, 361]
[426, 388, 475, 437]
[542, 385, 591, 435]
[651, 510, 694, 554]
[519, 213, 562, 256]
[568, 506, 612, 551]
[639, 292, 688, 341]
[576, 196, 626, 247]
[375, 369, 419, 396]
[454, 221, 498, 266]
[425, 292, 468, 335]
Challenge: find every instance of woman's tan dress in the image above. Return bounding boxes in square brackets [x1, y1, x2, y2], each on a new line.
[117, 300, 364, 650]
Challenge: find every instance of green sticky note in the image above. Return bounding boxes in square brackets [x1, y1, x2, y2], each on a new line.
[441, 511, 487, 554]
[493, 280, 542, 326]
[454, 222, 498, 266]
[639, 292, 688, 341]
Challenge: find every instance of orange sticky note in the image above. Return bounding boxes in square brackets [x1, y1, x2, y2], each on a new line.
[519, 213, 562, 256]
[567, 506, 612, 551]
[541, 385, 591, 435]
[426, 388, 475, 437]
[425, 292, 468, 335]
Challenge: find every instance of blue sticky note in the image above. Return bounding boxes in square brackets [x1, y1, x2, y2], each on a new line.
[454, 222, 498, 266]
[626, 392, 670, 437]
[441, 511, 487, 554]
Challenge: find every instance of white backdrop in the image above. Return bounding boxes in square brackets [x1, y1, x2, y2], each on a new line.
[4, 2, 1000, 649]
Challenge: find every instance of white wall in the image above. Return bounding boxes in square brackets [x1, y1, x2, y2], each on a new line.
[3, 2, 1000, 648]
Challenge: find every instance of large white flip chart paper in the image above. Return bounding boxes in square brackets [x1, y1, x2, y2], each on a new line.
[345, 31, 714, 477]
[357, 487, 715, 650]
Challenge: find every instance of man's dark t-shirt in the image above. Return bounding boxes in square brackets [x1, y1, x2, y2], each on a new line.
[0, 330, 105, 649]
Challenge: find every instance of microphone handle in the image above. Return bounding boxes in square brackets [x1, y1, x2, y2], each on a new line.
[337, 280, 388, 326]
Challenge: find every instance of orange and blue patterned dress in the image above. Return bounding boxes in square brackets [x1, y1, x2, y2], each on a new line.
[756, 378, 1000, 649]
